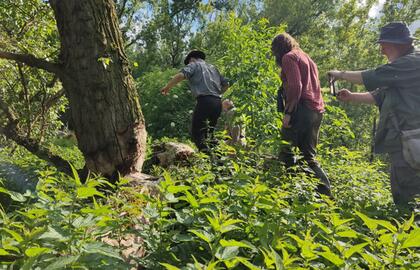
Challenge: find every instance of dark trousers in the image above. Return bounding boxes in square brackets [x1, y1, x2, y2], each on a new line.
[192, 95, 222, 151]
[279, 103, 331, 195]
[390, 151, 420, 207]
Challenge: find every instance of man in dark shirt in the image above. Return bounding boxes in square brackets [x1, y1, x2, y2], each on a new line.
[329, 22, 420, 206]
[160, 50, 229, 151]
[272, 33, 331, 197]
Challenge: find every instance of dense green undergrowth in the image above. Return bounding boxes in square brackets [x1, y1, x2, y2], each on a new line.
[0, 140, 418, 269]
[1, 2, 419, 269]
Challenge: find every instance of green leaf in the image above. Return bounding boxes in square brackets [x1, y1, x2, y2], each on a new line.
[361, 251, 380, 266]
[286, 233, 303, 245]
[355, 211, 378, 231]
[161, 171, 174, 189]
[238, 257, 261, 270]
[336, 229, 358, 238]
[184, 191, 199, 208]
[72, 215, 97, 228]
[376, 220, 397, 233]
[220, 224, 241, 234]
[82, 242, 123, 261]
[260, 248, 274, 268]
[160, 263, 181, 270]
[167, 185, 190, 194]
[0, 187, 10, 196]
[316, 251, 344, 267]
[207, 260, 221, 270]
[2, 244, 20, 254]
[206, 214, 220, 231]
[402, 214, 415, 231]
[3, 228, 24, 242]
[344, 243, 369, 259]
[8, 190, 27, 202]
[39, 226, 68, 241]
[76, 187, 105, 199]
[401, 228, 420, 249]
[173, 234, 194, 242]
[313, 220, 333, 234]
[44, 255, 80, 270]
[97, 57, 112, 69]
[379, 233, 393, 245]
[199, 197, 220, 204]
[25, 247, 51, 257]
[221, 219, 243, 227]
[0, 248, 10, 255]
[216, 246, 239, 260]
[220, 219, 243, 233]
[196, 173, 215, 184]
[70, 163, 81, 186]
[189, 229, 213, 244]
[220, 239, 253, 249]
[232, 162, 240, 173]
[22, 256, 37, 270]
[271, 247, 285, 270]
[19, 208, 48, 219]
[330, 215, 353, 228]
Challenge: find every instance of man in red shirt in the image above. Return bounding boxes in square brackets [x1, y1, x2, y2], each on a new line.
[271, 33, 331, 196]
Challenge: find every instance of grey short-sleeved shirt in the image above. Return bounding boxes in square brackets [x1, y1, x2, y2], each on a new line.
[181, 59, 228, 98]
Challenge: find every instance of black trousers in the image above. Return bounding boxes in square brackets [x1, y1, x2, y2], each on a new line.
[191, 95, 222, 151]
[279, 103, 331, 195]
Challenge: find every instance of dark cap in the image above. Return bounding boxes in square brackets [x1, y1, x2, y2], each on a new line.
[377, 22, 414, 44]
[184, 50, 206, 65]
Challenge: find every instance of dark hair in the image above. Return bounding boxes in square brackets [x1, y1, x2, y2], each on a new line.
[271, 33, 300, 67]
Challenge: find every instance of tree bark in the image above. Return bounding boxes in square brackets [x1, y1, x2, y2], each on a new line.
[48, 0, 147, 178]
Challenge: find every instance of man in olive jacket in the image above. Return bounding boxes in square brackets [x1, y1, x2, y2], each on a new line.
[329, 22, 420, 206]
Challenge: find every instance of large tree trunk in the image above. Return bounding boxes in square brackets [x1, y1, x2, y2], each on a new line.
[49, 0, 147, 178]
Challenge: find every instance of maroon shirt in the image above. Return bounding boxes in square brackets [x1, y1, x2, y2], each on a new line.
[280, 49, 325, 113]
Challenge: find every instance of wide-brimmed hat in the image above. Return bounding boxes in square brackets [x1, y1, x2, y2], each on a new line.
[377, 22, 415, 44]
[184, 50, 206, 65]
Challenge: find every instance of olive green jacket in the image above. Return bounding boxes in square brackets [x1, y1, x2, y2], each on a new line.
[362, 49, 420, 154]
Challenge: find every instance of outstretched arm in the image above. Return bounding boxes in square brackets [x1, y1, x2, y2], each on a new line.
[160, 73, 186, 95]
[328, 70, 364, 85]
[337, 89, 375, 104]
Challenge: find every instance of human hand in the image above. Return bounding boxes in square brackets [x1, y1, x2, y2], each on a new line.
[160, 86, 170, 95]
[283, 114, 292, 128]
[337, 89, 353, 102]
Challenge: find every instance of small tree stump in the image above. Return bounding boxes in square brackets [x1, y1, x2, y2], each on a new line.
[155, 142, 195, 167]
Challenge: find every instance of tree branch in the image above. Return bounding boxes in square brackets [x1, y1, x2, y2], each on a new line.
[0, 123, 73, 175]
[0, 50, 61, 75]
[17, 63, 32, 138]
[117, 0, 129, 19]
[44, 88, 66, 110]
[0, 96, 18, 123]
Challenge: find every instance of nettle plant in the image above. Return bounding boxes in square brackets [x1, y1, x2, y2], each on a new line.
[133, 143, 419, 269]
[0, 165, 133, 270]
[137, 69, 195, 139]
[214, 16, 284, 150]
[0, 134, 418, 269]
